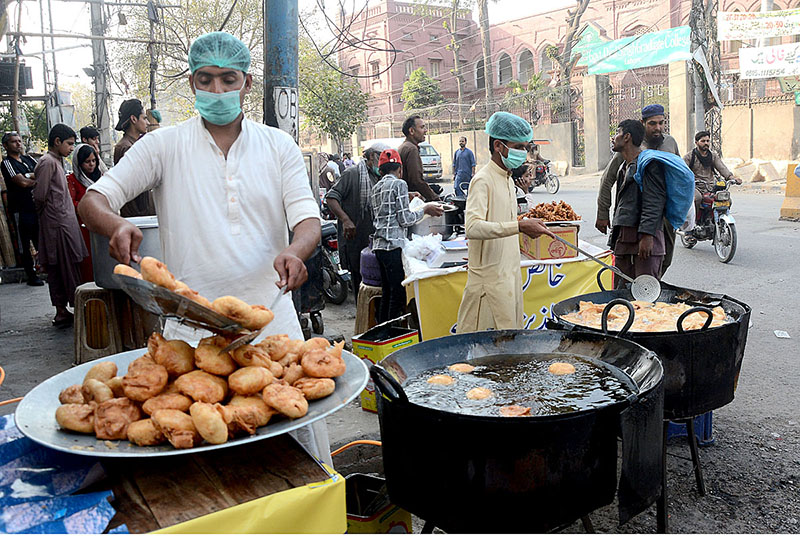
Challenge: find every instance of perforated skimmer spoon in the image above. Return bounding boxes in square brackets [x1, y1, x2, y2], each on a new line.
[549, 234, 662, 302]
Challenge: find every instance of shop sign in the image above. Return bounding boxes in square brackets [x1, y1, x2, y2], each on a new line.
[577, 26, 691, 75]
[739, 42, 800, 79]
[719, 8, 800, 42]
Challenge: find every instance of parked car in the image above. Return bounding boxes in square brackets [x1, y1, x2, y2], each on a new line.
[419, 142, 442, 182]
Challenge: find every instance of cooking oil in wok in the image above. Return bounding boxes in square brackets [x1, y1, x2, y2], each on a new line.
[404, 354, 635, 417]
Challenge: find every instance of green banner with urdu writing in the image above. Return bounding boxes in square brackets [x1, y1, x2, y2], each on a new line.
[576, 26, 692, 75]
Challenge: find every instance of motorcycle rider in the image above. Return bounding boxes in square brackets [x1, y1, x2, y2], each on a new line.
[683, 130, 741, 230]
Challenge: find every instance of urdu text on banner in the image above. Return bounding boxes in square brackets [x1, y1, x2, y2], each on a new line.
[576, 26, 691, 76]
[739, 42, 800, 79]
[718, 8, 800, 42]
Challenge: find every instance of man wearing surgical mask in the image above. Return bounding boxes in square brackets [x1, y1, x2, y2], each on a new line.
[78, 32, 330, 465]
[456, 112, 554, 334]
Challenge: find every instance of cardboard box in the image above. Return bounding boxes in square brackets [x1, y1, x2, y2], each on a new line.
[519, 224, 579, 260]
[346, 474, 411, 534]
[352, 319, 419, 412]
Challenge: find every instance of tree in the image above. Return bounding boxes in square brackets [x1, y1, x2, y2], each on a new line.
[476, 0, 494, 106]
[62, 82, 94, 130]
[545, 0, 590, 122]
[402, 68, 444, 111]
[298, 37, 367, 152]
[0, 102, 47, 151]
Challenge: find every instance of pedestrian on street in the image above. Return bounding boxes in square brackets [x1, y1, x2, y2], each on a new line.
[608, 119, 667, 287]
[452, 136, 476, 196]
[1, 132, 44, 286]
[79, 31, 330, 466]
[684, 130, 741, 221]
[114, 98, 155, 217]
[595, 103, 678, 276]
[66, 144, 104, 283]
[73, 126, 108, 175]
[34, 124, 88, 327]
[398, 115, 439, 201]
[456, 112, 553, 334]
[370, 148, 442, 323]
[325, 143, 387, 301]
[342, 152, 355, 168]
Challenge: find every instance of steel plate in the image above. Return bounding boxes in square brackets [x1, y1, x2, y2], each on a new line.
[15, 348, 368, 457]
[114, 274, 246, 335]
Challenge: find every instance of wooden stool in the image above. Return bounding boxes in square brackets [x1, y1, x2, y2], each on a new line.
[74, 282, 124, 365]
[354, 283, 382, 335]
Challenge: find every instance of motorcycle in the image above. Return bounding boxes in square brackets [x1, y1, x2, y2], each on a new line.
[676, 179, 738, 263]
[320, 222, 351, 305]
[531, 159, 560, 194]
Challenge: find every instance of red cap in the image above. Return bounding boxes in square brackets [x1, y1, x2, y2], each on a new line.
[378, 148, 402, 167]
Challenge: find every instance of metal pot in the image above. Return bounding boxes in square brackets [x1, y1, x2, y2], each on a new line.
[547, 280, 751, 420]
[90, 216, 161, 289]
[408, 205, 458, 237]
[371, 329, 664, 533]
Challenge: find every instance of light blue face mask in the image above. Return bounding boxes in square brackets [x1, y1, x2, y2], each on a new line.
[500, 141, 528, 170]
[194, 79, 245, 125]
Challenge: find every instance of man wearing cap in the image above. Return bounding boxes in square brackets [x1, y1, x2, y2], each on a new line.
[79, 31, 329, 464]
[456, 112, 553, 334]
[113, 99, 155, 217]
[325, 143, 386, 300]
[595, 104, 679, 276]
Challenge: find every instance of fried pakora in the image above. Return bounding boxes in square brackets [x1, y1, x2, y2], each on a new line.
[499, 405, 531, 417]
[122, 361, 168, 402]
[293, 377, 335, 400]
[212, 296, 274, 330]
[113, 264, 142, 279]
[228, 366, 274, 395]
[174, 285, 214, 309]
[518, 200, 580, 222]
[94, 397, 141, 440]
[448, 363, 475, 374]
[82, 378, 115, 404]
[466, 387, 493, 400]
[281, 362, 305, 385]
[195, 340, 238, 376]
[140, 256, 178, 290]
[427, 374, 455, 385]
[141, 392, 193, 415]
[83, 361, 117, 384]
[151, 409, 202, 449]
[228, 395, 275, 427]
[548, 362, 576, 375]
[127, 418, 167, 446]
[262, 383, 308, 419]
[59, 384, 85, 405]
[105, 376, 125, 398]
[231, 344, 272, 368]
[148, 333, 195, 377]
[55, 403, 95, 434]
[301, 349, 346, 378]
[561, 300, 729, 333]
[175, 370, 228, 403]
[189, 402, 229, 444]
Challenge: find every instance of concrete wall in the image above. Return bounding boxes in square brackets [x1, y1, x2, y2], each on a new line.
[669, 61, 692, 156]
[722, 102, 800, 161]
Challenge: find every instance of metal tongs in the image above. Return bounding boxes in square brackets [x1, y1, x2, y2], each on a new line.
[550, 235, 662, 302]
[219, 284, 288, 354]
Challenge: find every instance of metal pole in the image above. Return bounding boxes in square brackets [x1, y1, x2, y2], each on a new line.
[90, 0, 112, 161]
[263, 0, 299, 143]
[46, 0, 63, 122]
[11, 0, 22, 132]
[690, 0, 706, 134]
[38, 0, 51, 123]
[147, 0, 157, 110]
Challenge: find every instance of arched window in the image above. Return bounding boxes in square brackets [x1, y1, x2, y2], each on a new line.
[539, 48, 553, 81]
[518, 49, 534, 84]
[498, 52, 512, 86]
[476, 58, 486, 90]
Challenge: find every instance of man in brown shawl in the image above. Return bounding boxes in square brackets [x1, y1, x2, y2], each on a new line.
[33, 124, 88, 327]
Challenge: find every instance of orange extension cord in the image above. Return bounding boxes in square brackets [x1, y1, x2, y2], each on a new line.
[331, 440, 382, 457]
[0, 366, 23, 407]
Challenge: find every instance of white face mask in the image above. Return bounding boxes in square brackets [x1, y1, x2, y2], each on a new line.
[194, 79, 246, 125]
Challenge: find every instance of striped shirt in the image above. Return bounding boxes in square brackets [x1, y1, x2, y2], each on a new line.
[370, 173, 424, 251]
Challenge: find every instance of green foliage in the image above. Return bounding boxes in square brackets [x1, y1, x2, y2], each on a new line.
[402, 68, 444, 111]
[0, 103, 48, 151]
[297, 37, 367, 151]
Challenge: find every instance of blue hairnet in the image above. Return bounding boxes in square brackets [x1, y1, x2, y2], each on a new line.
[188, 31, 251, 74]
[484, 111, 533, 143]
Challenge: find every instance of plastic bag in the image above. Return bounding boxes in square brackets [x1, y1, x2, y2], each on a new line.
[403, 233, 446, 268]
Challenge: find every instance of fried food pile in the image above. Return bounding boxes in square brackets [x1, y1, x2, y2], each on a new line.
[54, 333, 345, 449]
[518, 201, 580, 222]
[562, 300, 729, 333]
[114, 257, 274, 330]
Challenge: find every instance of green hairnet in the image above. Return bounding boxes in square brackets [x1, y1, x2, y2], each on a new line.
[484, 111, 533, 143]
[188, 31, 251, 74]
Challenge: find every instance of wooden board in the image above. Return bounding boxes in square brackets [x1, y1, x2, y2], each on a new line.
[104, 434, 329, 533]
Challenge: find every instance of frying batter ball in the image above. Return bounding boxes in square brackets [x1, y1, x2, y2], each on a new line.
[189, 402, 229, 444]
[55, 403, 95, 434]
[499, 405, 531, 417]
[127, 419, 167, 446]
[427, 374, 455, 385]
[195, 340, 237, 376]
[151, 409, 202, 449]
[548, 362, 576, 376]
[448, 363, 475, 374]
[81, 378, 115, 404]
[142, 392, 193, 415]
[105, 377, 125, 398]
[148, 333, 195, 377]
[174, 285, 214, 309]
[140, 256, 178, 290]
[231, 345, 272, 369]
[466, 387, 493, 400]
[293, 377, 335, 400]
[228, 395, 275, 427]
[59, 384, 85, 405]
[94, 398, 142, 440]
[256, 334, 290, 361]
[282, 363, 305, 385]
[276, 339, 304, 366]
[262, 383, 308, 419]
[301, 349, 346, 378]
[113, 264, 142, 279]
[218, 404, 263, 436]
[175, 370, 228, 403]
[248, 305, 275, 330]
[127, 354, 157, 373]
[228, 366, 274, 395]
[83, 361, 117, 384]
[212, 296, 275, 330]
[122, 361, 168, 402]
[301, 337, 330, 354]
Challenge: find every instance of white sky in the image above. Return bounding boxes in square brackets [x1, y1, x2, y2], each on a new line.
[15, 0, 575, 100]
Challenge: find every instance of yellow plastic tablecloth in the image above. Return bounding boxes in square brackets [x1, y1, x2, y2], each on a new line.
[406, 243, 614, 340]
[154, 468, 346, 534]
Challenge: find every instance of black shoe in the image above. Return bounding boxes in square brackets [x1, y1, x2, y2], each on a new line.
[53, 313, 74, 328]
[27, 276, 44, 286]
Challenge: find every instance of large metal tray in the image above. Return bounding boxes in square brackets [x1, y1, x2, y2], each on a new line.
[114, 273, 246, 335]
[15, 348, 369, 458]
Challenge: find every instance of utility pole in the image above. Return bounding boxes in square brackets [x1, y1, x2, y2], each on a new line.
[263, 0, 299, 143]
[146, 0, 158, 110]
[10, 0, 22, 132]
[690, 0, 707, 135]
[89, 0, 112, 161]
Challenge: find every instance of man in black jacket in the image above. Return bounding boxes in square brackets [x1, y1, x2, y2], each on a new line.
[609, 120, 668, 287]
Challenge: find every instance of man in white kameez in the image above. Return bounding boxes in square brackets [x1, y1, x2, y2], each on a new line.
[79, 31, 331, 465]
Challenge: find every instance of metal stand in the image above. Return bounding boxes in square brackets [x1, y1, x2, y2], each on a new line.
[685, 418, 707, 496]
[657, 421, 669, 533]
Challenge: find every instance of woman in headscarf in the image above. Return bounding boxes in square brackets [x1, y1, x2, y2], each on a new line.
[66, 144, 102, 283]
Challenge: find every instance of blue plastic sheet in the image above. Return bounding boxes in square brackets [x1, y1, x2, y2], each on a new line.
[0, 415, 123, 534]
